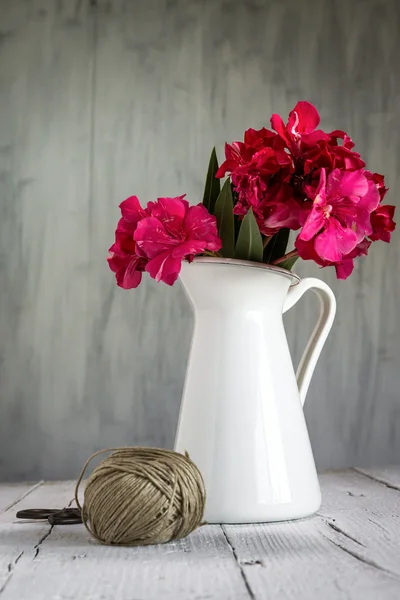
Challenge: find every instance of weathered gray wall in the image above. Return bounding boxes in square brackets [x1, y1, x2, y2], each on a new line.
[0, 0, 399, 481]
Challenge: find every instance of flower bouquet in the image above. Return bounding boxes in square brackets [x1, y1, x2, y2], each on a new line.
[108, 101, 395, 286]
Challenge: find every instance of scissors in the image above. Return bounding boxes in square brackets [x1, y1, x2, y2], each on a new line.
[16, 508, 82, 525]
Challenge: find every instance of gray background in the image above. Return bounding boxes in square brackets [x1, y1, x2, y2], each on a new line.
[0, 0, 399, 481]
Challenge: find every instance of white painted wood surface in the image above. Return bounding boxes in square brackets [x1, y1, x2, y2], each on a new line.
[0, 468, 399, 599]
[0, 484, 41, 515]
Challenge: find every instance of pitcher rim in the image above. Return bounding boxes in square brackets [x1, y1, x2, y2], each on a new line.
[188, 256, 300, 284]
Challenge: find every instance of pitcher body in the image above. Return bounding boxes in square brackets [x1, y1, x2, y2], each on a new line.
[175, 257, 336, 523]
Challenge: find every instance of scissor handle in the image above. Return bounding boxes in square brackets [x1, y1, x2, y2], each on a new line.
[16, 507, 82, 525]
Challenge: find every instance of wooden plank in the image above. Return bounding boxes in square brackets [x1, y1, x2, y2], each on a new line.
[0, 483, 41, 515]
[222, 470, 400, 600]
[355, 466, 400, 490]
[0, 481, 250, 600]
[1, 526, 251, 600]
[0, 482, 74, 596]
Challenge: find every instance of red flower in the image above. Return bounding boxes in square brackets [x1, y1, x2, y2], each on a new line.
[217, 139, 290, 179]
[271, 101, 330, 155]
[369, 205, 396, 242]
[216, 129, 292, 214]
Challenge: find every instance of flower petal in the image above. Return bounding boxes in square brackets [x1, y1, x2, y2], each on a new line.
[332, 146, 365, 170]
[300, 130, 330, 146]
[244, 127, 276, 147]
[112, 229, 137, 254]
[148, 196, 188, 233]
[118, 257, 143, 289]
[260, 192, 304, 235]
[134, 217, 178, 258]
[171, 240, 207, 258]
[146, 250, 182, 285]
[216, 159, 238, 177]
[119, 196, 148, 225]
[295, 236, 326, 266]
[184, 205, 222, 252]
[270, 114, 291, 146]
[107, 250, 144, 289]
[314, 219, 358, 262]
[327, 169, 368, 200]
[358, 179, 380, 213]
[335, 259, 354, 280]
[299, 207, 326, 241]
[288, 101, 320, 134]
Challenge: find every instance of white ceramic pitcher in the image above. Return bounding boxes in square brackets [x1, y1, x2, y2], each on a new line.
[175, 257, 336, 523]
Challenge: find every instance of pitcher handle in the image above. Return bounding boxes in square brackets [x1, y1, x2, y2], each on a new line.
[283, 277, 336, 406]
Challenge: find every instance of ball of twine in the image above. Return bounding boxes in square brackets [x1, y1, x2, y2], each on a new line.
[74, 447, 206, 546]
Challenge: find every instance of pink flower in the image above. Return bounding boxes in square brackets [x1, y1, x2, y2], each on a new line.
[297, 168, 379, 263]
[134, 196, 221, 285]
[369, 205, 396, 242]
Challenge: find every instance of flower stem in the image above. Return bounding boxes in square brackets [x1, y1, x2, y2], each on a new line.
[272, 249, 298, 265]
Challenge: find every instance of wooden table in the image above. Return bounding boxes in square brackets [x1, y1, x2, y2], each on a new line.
[0, 467, 400, 599]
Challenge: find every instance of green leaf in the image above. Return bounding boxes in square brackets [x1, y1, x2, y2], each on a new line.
[234, 208, 263, 262]
[213, 179, 235, 257]
[264, 228, 290, 264]
[279, 255, 299, 271]
[202, 147, 220, 214]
